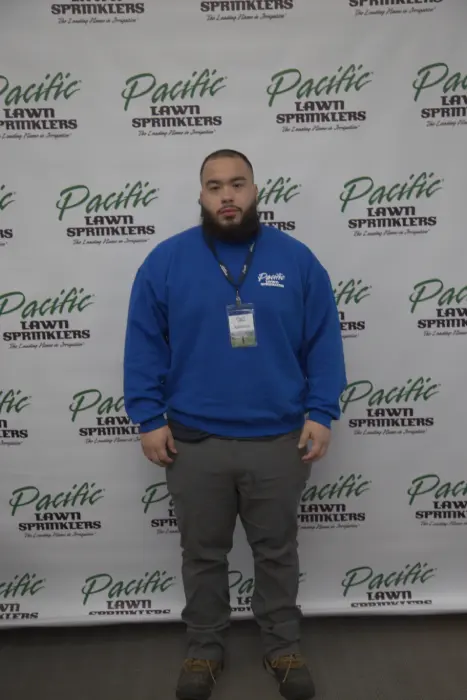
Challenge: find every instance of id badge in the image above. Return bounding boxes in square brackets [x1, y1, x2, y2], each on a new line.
[226, 303, 257, 348]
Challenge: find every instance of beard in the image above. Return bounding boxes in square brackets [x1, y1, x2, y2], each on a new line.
[201, 201, 260, 244]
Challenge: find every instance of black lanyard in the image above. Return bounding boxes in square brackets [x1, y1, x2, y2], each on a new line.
[204, 232, 258, 306]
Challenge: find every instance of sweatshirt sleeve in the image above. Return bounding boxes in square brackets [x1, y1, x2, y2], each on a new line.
[123, 255, 170, 433]
[303, 256, 347, 429]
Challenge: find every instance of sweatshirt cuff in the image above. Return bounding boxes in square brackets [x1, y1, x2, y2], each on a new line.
[139, 415, 168, 433]
[307, 410, 332, 429]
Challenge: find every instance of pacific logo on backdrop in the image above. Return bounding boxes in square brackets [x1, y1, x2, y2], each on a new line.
[341, 377, 439, 436]
[257, 177, 300, 232]
[69, 389, 139, 444]
[230, 571, 306, 614]
[142, 482, 179, 535]
[413, 62, 467, 128]
[266, 64, 372, 134]
[409, 278, 467, 337]
[229, 570, 256, 614]
[81, 571, 176, 617]
[200, 0, 294, 22]
[0, 573, 46, 621]
[0, 390, 30, 448]
[339, 172, 442, 238]
[56, 181, 159, 246]
[0, 184, 14, 246]
[0, 72, 81, 141]
[51, 0, 145, 25]
[9, 482, 104, 539]
[341, 562, 436, 609]
[0, 288, 94, 350]
[121, 69, 227, 138]
[408, 474, 467, 528]
[298, 474, 371, 530]
[334, 279, 371, 339]
[349, 0, 443, 18]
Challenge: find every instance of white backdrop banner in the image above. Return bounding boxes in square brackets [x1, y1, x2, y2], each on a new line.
[1, 0, 467, 628]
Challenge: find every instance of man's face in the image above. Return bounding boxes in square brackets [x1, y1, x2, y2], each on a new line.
[200, 156, 258, 230]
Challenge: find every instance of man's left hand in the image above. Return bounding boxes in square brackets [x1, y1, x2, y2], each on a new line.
[298, 420, 331, 463]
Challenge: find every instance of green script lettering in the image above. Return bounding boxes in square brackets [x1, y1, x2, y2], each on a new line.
[0, 72, 81, 106]
[409, 279, 467, 313]
[229, 570, 306, 596]
[0, 390, 31, 414]
[341, 563, 436, 597]
[229, 570, 254, 596]
[0, 574, 46, 599]
[142, 483, 172, 514]
[301, 474, 371, 502]
[413, 62, 467, 102]
[333, 279, 371, 306]
[69, 389, 125, 422]
[266, 64, 373, 107]
[0, 289, 94, 319]
[339, 173, 442, 213]
[340, 378, 439, 413]
[0, 185, 15, 211]
[81, 571, 176, 605]
[9, 483, 104, 516]
[408, 474, 467, 505]
[121, 69, 227, 111]
[56, 182, 159, 221]
[257, 177, 301, 206]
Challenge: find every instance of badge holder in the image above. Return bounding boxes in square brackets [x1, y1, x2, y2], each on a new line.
[204, 232, 259, 349]
[226, 301, 257, 348]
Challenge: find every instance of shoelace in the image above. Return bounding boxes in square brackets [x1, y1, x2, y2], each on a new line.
[183, 659, 218, 683]
[271, 653, 304, 682]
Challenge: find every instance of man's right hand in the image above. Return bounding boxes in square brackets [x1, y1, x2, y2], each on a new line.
[140, 426, 178, 466]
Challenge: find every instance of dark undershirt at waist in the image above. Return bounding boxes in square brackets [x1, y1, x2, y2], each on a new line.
[168, 419, 285, 443]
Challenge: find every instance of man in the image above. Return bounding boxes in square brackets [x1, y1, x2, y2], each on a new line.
[124, 149, 347, 700]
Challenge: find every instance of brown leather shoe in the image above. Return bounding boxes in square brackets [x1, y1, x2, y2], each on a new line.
[175, 658, 223, 700]
[264, 653, 315, 700]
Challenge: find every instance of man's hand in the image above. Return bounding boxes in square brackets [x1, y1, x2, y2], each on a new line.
[298, 420, 331, 463]
[140, 426, 177, 466]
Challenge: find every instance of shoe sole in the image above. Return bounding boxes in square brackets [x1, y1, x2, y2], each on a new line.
[175, 665, 223, 700]
[175, 688, 214, 700]
[263, 658, 316, 700]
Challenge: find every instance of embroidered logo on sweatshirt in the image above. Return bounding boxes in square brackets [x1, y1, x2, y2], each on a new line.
[258, 272, 285, 288]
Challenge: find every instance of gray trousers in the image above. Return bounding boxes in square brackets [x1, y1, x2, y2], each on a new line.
[165, 428, 309, 661]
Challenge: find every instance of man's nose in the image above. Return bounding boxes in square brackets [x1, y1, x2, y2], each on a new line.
[221, 187, 234, 202]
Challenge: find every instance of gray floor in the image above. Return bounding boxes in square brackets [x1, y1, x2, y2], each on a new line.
[1, 615, 467, 699]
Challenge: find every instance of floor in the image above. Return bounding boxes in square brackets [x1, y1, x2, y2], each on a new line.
[1, 614, 467, 699]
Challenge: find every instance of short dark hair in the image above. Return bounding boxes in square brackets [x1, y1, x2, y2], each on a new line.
[200, 149, 254, 181]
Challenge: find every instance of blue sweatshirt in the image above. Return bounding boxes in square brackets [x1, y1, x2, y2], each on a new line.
[123, 224, 347, 437]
